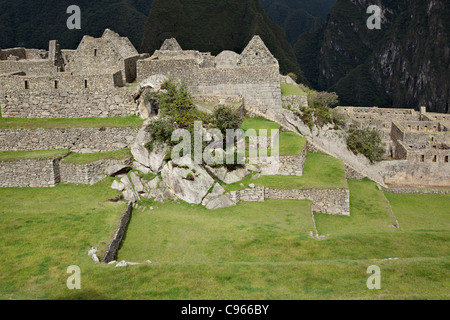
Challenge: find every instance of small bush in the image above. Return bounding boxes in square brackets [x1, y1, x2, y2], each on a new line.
[346, 127, 385, 163]
[146, 119, 176, 147]
[213, 105, 243, 136]
[287, 72, 298, 83]
[308, 91, 339, 109]
[185, 172, 195, 181]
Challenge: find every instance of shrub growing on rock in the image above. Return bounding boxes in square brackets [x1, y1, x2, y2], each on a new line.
[346, 127, 385, 163]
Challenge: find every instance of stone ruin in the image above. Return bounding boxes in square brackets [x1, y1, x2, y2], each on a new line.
[0, 28, 448, 194]
[336, 106, 450, 187]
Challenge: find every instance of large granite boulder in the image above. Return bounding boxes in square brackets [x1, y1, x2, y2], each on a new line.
[161, 156, 214, 204]
[131, 123, 169, 174]
[205, 195, 236, 210]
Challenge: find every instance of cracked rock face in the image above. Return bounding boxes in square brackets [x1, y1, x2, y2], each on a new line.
[131, 124, 169, 174]
[161, 156, 214, 204]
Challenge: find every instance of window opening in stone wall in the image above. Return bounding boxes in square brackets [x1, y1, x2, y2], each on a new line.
[84, 79, 88, 88]
[432, 155, 437, 162]
[25, 80, 29, 89]
[55, 80, 59, 89]
[94, 49, 97, 57]
[445, 156, 449, 163]
[421, 155, 425, 162]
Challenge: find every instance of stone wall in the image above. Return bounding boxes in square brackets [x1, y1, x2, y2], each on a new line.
[392, 121, 450, 148]
[282, 95, 308, 110]
[378, 160, 450, 188]
[265, 188, 350, 215]
[0, 127, 139, 152]
[137, 60, 282, 120]
[278, 148, 307, 176]
[384, 189, 450, 194]
[238, 187, 265, 202]
[103, 202, 133, 263]
[0, 159, 60, 187]
[345, 164, 366, 180]
[66, 29, 140, 83]
[60, 159, 131, 185]
[0, 73, 138, 118]
[236, 186, 350, 215]
[0, 60, 57, 76]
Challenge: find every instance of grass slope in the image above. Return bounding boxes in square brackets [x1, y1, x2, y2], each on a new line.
[224, 152, 347, 192]
[0, 149, 68, 162]
[0, 177, 448, 299]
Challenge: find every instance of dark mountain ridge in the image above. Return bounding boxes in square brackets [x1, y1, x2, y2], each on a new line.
[140, 0, 305, 79]
[294, 0, 450, 113]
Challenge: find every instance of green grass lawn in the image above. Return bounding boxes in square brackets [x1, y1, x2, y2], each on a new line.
[224, 152, 348, 192]
[0, 149, 69, 162]
[0, 178, 448, 299]
[281, 84, 306, 96]
[62, 149, 133, 165]
[385, 193, 450, 232]
[277, 131, 306, 156]
[0, 116, 143, 129]
[0, 179, 126, 299]
[314, 179, 397, 235]
[119, 199, 314, 264]
[240, 117, 280, 136]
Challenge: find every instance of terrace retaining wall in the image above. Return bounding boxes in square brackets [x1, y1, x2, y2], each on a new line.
[0, 127, 139, 152]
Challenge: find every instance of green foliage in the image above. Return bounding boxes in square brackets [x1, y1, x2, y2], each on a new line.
[0, 116, 143, 129]
[307, 90, 338, 108]
[145, 118, 176, 148]
[346, 127, 385, 163]
[158, 80, 211, 131]
[287, 72, 298, 82]
[212, 105, 243, 136]
[294, 89, 342, 129]
[0, 149, 69, 162]
[184, 172, 195, 181]
[281, 83, 306, 96]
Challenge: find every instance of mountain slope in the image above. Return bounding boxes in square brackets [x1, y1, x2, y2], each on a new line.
[295, 0, 450, 112]
[140, 0, 306, 80]
[0, 0, 152, 49]
[260, 0, 336, 45]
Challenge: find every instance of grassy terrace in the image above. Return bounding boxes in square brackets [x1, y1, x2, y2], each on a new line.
[0, 149, 132, 164]
[0, 178, 448, 299]
[61, 149, 133, 165]
[0, 116, 143, 129]
[240, 117, 280, 135]
[281, 83, 307, 97]
[0, 149, 69, 162]
[224, 152, 348, 192]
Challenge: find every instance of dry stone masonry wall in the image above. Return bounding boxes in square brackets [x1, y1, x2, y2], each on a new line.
[60, 159, 131, 185]
[0, 127, 139, 152]
[0, 74, 138, 118]
[0, 159, 60, 188]
[237, 187, 350, 215]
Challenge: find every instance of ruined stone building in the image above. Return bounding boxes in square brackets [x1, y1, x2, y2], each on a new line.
[0, 30, 142, 118]
[337, 106, 450, 187]
[0, 29, 448, 188]
[0, 31, 282, 121]
[136, 36, 283, 121]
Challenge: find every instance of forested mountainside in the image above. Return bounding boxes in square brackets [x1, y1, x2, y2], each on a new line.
[294, 0, 450, 112]
[0, 0, 152, 49]
[259, 0, 336, 45]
